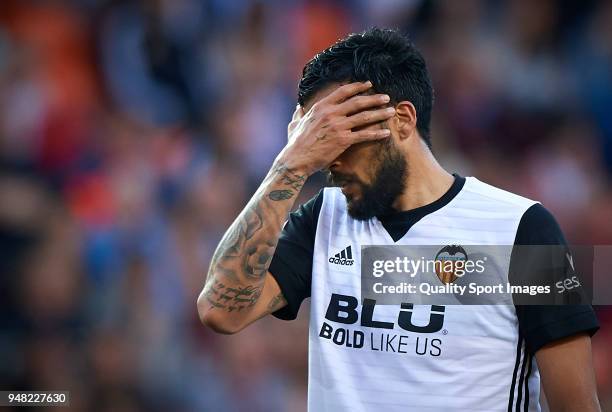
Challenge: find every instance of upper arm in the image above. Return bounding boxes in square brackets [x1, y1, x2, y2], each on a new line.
[536, 333, 601, 412]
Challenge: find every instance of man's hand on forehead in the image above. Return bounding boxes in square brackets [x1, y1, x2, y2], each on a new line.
[279, 81, 396, 176]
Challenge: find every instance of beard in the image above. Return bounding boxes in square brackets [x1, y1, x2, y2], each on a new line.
[328, 139, 407, 221]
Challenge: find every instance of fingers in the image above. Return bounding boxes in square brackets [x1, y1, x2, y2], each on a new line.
[348, 128, 391, 144]
[342, 107, 396, 129]
[325, 81, 373, 103]
[337, 93, 391, 115]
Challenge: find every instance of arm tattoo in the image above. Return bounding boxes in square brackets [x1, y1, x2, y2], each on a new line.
[204, 279, 263, 312]
[279, 169, 306, 191]
[267, 292, 287, 312]
[203, 163, 305, 312]
[269, 189, 294, 201]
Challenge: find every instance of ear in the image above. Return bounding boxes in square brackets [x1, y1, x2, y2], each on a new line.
[394, 101, 417, 140]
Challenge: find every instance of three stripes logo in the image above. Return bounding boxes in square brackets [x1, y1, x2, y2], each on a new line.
[328, 245, 354, 266]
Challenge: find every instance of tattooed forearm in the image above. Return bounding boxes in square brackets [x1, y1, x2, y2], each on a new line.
[244, 239, 276, 279]
[243, 202, 264, 240]
[266, 168, 306, 200]
[202, 162, 306, 313]
[204, 279, 263, 312]
[269, 189, 294, 201]
[267, 292, 287, 312]
[280, 171, 306, 191]
[273, 164, 306, 192]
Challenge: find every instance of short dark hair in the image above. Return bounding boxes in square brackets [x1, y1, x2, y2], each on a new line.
[298, 28, 434, 147]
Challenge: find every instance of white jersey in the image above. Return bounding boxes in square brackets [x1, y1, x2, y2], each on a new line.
[269, 175, 599, 412]
[309, 177, 536, 412]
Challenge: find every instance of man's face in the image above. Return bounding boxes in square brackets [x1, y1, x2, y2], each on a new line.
[304, 83, 408, 220]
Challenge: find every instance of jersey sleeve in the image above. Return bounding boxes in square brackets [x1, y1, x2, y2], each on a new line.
[268, 190, 323, 320]
[510, 203, 599, 353]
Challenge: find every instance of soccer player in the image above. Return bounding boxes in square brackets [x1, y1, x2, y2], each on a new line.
[197, 28, 600, 411]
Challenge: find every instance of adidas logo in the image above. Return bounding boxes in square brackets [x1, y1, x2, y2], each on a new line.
[328, 245, 354, 266]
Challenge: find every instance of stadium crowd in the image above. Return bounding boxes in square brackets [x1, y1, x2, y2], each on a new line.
[1, 0, 611, 411]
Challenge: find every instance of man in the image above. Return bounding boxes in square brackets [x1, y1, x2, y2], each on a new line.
[197, 28, 600, 411]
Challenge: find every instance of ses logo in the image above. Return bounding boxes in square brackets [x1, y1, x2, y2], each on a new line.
[329, 245, 354, 266]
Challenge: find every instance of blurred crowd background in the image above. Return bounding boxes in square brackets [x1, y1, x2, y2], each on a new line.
[1, 0, 611, 411]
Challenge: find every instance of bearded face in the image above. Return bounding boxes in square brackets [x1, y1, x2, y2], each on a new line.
[328, 138, 407, 220]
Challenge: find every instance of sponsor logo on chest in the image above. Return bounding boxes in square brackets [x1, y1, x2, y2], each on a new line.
[328, 245, 354, 266]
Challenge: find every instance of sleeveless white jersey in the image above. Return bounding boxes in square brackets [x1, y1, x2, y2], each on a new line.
[308, 177, 539, 412]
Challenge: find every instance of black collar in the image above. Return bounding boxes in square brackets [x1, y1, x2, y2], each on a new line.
[377, 174, 466, 241]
